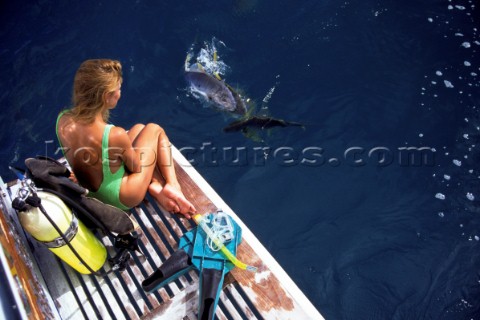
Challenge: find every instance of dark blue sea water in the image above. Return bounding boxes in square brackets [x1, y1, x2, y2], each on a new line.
[1, 0, 480, 319]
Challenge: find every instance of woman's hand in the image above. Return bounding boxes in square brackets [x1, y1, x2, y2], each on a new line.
[69, 172, 79, 184]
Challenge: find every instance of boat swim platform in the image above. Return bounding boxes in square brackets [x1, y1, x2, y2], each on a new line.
[0, 146, 324, 320]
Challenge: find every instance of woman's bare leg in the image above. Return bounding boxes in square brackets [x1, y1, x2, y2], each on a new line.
[121, 123, 196, 216]
[149, 131, 196, 217]
[119, 124, 157, 207]
[127, 124, 184, 213]
[127, 123, 146, 141]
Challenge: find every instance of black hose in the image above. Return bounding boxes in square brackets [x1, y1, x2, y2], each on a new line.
[40, 188, 115, 238]
[26, 193, 112, 277]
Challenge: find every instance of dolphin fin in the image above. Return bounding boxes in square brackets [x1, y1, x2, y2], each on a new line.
[245, 104, 257, 118]
[213, 50, 223, 80]
[184, 53, 192, 71]
[196, 63, 206, 72]
[242, 128, 264, 143]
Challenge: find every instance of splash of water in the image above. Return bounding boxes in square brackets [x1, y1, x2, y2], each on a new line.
[187, 38, 229, 78]
[260, 74, 281, 115]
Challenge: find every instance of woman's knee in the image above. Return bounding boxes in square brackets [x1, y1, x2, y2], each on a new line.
[128, 123, 146, 141]
[144, 123, 164, 135]
[131, 123, 145, 131]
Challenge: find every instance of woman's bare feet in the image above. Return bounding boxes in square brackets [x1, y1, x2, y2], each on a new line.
[148, 181, 196, 218]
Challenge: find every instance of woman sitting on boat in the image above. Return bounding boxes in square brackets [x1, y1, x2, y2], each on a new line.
[56, 59, 196, 218]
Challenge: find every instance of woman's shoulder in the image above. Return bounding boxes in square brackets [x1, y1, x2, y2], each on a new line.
[57, 108, 69, 122]
[56, 111, 73, 137]
[58, 115, 104, 146]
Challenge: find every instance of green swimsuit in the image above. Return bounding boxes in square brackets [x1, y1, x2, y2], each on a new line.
[56, 111, 130, 210]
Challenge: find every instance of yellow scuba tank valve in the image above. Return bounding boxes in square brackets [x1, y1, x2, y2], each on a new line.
[13, 186, 107, 274]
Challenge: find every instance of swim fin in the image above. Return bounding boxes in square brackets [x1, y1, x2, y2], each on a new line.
[143, 212, 245, 320]
[192, 212, 242, 320]
[198, 267, 226, 320]
[142, 249, 194, 293]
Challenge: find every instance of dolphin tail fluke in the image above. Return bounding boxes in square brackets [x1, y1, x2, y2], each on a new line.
[288, 121, 305, 128]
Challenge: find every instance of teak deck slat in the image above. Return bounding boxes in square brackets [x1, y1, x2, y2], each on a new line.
[0, 147, 324, 320]
[171, 147, 323, 319]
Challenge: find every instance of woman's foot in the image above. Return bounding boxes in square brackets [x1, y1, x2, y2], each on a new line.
[148, 182, 196, 218]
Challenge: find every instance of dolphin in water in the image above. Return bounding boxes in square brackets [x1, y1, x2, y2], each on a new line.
[185, 57, 247, 115]
[223, 115, 304, 133]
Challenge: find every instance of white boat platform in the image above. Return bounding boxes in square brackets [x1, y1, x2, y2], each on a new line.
[0, 147, 324, 320]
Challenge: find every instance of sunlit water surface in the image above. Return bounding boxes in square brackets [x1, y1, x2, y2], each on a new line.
[1, 0, 479, 319]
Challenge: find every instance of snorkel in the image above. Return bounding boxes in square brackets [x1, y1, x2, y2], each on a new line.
[193, 213, 257, 272]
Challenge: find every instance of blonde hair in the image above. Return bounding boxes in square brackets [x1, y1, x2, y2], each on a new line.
[70, 59, 122, 123]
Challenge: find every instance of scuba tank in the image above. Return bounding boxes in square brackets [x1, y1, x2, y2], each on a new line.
[11, 156, 142, 274]
[12, 180, 107, 274]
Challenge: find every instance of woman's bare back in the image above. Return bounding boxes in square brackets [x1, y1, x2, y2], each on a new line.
[57, 113, 122, 192]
